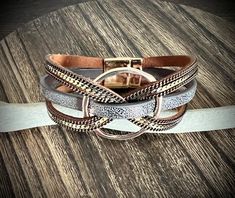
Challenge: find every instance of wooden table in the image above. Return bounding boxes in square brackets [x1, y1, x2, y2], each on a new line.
[0, 0, 234, 197]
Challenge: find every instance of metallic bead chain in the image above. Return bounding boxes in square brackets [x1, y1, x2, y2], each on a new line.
[138, 69, 198, 101]
[125, 67, 198, 101]
[45, 62, 124, 103]
[46, 100, 110, 132]
[129, 105, 187, 130]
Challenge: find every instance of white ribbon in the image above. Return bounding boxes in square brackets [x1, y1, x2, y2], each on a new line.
[0, 101, 234, 133]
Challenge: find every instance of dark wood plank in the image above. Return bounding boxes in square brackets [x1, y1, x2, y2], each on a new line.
[0, 0, 234, 197]
[0, 82, 8, 102]
[0, 134, 33, 197]
[0, 151, 15, 198]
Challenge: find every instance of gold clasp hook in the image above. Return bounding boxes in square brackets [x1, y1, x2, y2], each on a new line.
[103, 57, 143, 88]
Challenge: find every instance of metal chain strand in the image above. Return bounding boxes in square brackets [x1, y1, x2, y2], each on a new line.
[46, 63, 125, 103]
[125, 67, 198, 101]
[46, 100, 110, 132]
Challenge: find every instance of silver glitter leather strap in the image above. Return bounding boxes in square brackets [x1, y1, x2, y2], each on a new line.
[89, 99, 155, 119]
[90, 80, 197, 119]
[40, 74, 197, 119]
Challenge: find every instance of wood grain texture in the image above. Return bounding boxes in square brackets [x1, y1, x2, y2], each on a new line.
[0, 0, 234, 197]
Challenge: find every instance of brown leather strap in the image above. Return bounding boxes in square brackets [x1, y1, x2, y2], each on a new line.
[48, 54, 103, 68]
[47, 54, 195, 69]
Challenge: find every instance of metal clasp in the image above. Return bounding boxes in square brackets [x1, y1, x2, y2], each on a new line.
[103, 57, 143, 88]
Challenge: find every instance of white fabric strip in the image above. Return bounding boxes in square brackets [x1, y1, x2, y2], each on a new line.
[0, 101, 234, 133]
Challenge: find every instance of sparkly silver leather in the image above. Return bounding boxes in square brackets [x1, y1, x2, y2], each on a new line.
[90, 80, 197, 119]
[89, 99, 156, 119]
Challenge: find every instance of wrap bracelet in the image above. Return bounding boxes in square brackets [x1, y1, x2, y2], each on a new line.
[45, 67, 186, 131]
[42, 54, 197, 140]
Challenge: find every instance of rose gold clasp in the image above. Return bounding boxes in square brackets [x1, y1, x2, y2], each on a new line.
[103, 57, 143, 88]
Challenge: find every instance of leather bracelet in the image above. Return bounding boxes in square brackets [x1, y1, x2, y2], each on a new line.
[43, 54, 197, 139]
[45, 67, 187, 132]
